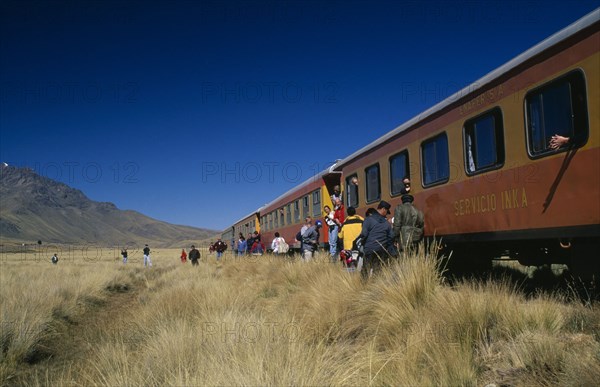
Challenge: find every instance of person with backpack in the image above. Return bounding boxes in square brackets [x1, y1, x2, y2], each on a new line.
[271, 232, 288, 255]
[338, 206, 364, 269]
[302, 220, 322, 262]
[357, 201, 395, 278]
[393, 194, 425, 254]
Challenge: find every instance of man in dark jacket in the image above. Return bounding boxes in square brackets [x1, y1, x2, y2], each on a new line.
[357, 200, 395, 278]
[189, 245, 201, 266]
[214, 238, 227, 261]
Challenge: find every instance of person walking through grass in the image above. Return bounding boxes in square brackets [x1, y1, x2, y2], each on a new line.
[143, 244, 152, 267]
[180, 248, 187, 264]
[189, 245, 201, 266]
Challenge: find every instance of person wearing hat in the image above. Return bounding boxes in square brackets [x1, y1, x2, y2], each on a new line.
[301, 219, 322, 262]
[393, 194, 425, 254]
[356, 200, 395, 278]
[189, 245, 201, 266]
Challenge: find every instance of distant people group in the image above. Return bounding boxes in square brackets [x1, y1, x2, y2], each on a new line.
[106, 181, 424, 280]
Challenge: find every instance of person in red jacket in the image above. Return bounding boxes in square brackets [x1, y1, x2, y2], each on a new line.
[251, 239, 265, 255]
[180, 248, 187, 263]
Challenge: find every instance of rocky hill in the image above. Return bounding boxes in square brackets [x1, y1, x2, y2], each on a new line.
[0, 163, 218, 246]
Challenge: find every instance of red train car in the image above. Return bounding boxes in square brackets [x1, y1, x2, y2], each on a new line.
[332, 10, 600, 274]
[224, 10, 599, 277]
[259, 166, 340, 252]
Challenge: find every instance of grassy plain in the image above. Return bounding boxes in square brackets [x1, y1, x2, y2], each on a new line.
[1, 245, 599, 386]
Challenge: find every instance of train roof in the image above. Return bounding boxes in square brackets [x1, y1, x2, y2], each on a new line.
[230, 208, 263, 228]
[260, 163, 339, 212]
[333, 8, 600, 170]
[226, 164, 337, 227]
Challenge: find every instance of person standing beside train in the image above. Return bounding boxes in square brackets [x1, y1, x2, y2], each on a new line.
[338, 206, 363, 252]
[237, 235, 247, 257]
[323, 205, 338, 262]
[356, 201, 395, 279]
[271, 232, 285, 255]
[333, 198, 345, 256]
[296, 216, 312, 259]
[393, 194, 425, 255]
[246, 233, 255, 255]
[302, 220, 322, 262]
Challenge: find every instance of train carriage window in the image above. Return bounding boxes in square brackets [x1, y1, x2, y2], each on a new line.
[525, 71, 588, 157]
[269, 213, 273, 230]
[345, 174, 359, 207]
[302, 196, 309, 220]
[365, 164, 381, 203]
[286, 204, 292, 225]
[294, 200, 300, 223]
[273, 211, 278, 228]
[421, 133, 450, 186]
[279, 208, 285, 226]
[389, 151, 410, 196]
[463, 108, 504, 175]
[312, 189, 321, 217]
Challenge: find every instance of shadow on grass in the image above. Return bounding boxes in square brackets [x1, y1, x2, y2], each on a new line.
[443, 261, 599, 304]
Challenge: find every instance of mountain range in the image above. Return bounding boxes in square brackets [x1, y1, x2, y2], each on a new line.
[0, 163, 218, 247]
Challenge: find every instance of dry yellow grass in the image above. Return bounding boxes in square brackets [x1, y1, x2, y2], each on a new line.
[1, 245, 599, 386]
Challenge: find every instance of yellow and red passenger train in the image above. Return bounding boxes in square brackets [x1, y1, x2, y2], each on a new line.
[223, 9, 600, 275]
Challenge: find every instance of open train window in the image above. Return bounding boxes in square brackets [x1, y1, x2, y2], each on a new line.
[294, 200, 300, 223]
[273, 211, 278, 228]
[312, 189, 321, 217]
[525, 70, 588, 157]
[463, 107, 505, 175]
[365, 164, 381, 204]
[286, 204, 291, 225]
[421, 132, 449, 187]
[302, 196, 309, 220]
[345, 174, 359, 207]
[389, 151, 410, 196]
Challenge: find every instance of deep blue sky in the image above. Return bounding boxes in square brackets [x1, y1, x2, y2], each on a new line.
[1, 1, 598, 231]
